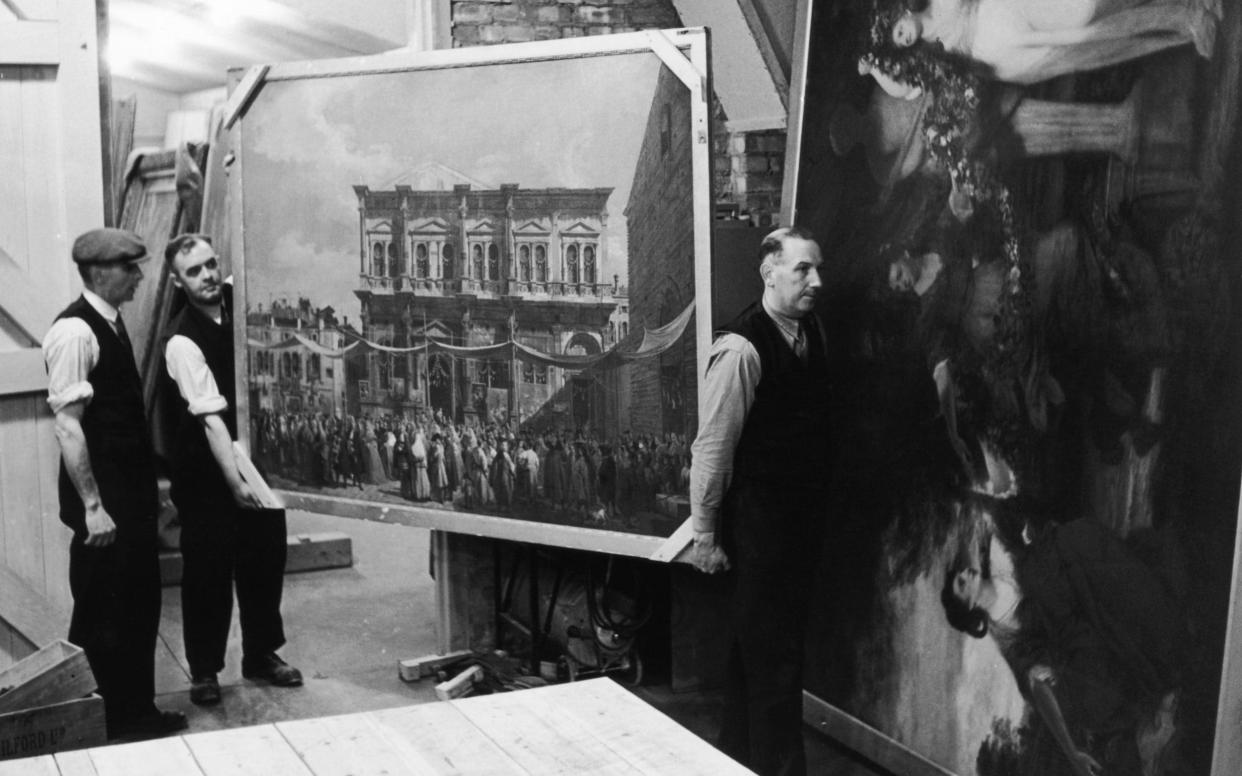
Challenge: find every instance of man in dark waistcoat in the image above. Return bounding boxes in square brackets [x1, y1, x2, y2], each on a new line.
[162, 234, 301, 707]
[689, 226, 831, 776]
[43, 228, 188, 740]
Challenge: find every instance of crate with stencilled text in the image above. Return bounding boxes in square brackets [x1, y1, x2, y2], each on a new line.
[0, 694, 105, 759]
[0, 640, 105, 759]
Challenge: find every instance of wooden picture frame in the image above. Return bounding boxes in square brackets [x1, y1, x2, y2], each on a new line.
[224, 29, 713, 561]
[783, 1, 1242, 775]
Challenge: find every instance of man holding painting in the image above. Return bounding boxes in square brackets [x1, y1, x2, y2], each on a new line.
[690, 226, 833, 776]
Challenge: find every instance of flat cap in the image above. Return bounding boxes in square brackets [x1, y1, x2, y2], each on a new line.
[71, 228, 148, 265]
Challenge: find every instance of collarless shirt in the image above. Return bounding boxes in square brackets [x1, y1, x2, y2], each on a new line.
[164, 305, 229, 417]
[43, 290, 125, 414]
[688, 298, 808, 534]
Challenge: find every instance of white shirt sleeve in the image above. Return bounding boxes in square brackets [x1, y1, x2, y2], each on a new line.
[43, 317, 98, 413]
[689, 332, 761, 533]
[164, 334, 229, 416]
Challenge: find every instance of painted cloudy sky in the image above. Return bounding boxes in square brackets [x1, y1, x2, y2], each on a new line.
[241, 51, 672, 324]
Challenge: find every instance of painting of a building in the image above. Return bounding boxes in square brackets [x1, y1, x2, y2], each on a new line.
[624, 65, 697, 438]
[245, 298, 348, 416]
[351, 181, 626, 431]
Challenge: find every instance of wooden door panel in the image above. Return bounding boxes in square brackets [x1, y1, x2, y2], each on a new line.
[0, 0, 105, 660]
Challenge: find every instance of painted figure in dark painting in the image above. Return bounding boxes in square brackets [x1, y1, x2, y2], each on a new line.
[942, 503, 1185, 776]
[861, 0, 1219, 97]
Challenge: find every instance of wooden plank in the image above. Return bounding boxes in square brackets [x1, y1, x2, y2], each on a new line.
[181, 724, 314, 776]
[397, 650, 472, 682]
[84, 736, 204, 776]
[21, 62, 69, 315]
[1212, 470, 1242, 776]
[433, 665, 483, 701]
[368, 703, 527, 776]
[258, 27, 700, 83]
[35, 406, 71, 613]
[0, 396, 48, 594]
[279, 490, 666, 559]
[0, 565, 63, 650]
[802, 692, 953, 776]
[0, 695, 105, 762]
[0, 351, 45, 394]
[159, 531, 353, 585]
[284, 532, 353, 573]
[0, 256, 48, 345]
[0, 20, 57, 65]
[0, 753, 57, 775]
[450, 684, 641, 775]
[276, 712, 442, 776]
[0, 66, 30, 277]
[52, 749, 99, 776]
[222, 65, 269, 130]
[0, 640, 93, 715]
[462, 679, 752, 776]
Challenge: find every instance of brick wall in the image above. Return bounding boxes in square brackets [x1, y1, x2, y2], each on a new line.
[450, 0, 787, 220]
[451, 0, 680, 44]
[624, 67, 697, 437]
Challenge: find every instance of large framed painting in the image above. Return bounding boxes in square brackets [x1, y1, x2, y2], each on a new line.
[784, 1, 1242, 775]
[224, 29, 713, 559]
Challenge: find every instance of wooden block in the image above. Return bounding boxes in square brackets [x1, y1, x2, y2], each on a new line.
[398, 650, 472, 682]
[434, 664, 483, 701]
[285, 532, 353, 574]
[0, 641, 95, 715]
[0, 695, 105, 761]
[159, 532, 353, 586]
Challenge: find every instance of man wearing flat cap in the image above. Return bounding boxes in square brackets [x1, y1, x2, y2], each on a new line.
[43, 227, 187, 740]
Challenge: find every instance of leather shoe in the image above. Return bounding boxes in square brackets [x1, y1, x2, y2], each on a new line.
[108, 709, 189, 741]
[242, 653, 303, 687]
[190, 674, 221, 706]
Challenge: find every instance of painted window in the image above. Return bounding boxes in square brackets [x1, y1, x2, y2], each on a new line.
[535, 244, 547, 282]
[584, 245, 596, 284]
[566, 244, 579, 284]
[519, 245, 531, 281]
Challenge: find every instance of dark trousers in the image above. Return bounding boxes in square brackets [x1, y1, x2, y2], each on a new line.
[68, 520, 161, 731]
[718, 478, 826, 776]
[178, 502, 288, 677]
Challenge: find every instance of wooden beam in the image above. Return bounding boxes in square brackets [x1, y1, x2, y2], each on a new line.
[0, 564, 68, 650]
[223, 65, 268, 130]
[736, 0, 790, 108]
[0, 20, 57, 66]
[803, 692, 955, 776]
[0, 248, 50, 344]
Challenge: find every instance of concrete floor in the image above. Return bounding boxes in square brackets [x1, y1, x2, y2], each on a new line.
[148, 510, 879, 773]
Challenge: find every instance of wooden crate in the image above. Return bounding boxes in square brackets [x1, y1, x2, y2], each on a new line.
[0, 641, 95, 715]
[0, 694, 105, 760]
[159, 531, 353, 586]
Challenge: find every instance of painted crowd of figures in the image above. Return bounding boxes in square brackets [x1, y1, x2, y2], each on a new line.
[248, 408, 690, 529]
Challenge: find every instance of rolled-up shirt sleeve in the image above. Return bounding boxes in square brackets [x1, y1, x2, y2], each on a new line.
[43, 318, 98, 413]
[165, 334, 228, 416]
[689, 333, 761, 533]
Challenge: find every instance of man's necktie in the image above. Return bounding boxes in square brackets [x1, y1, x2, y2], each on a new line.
[114, 314, 133, 352]
[794, 322, 807, 365]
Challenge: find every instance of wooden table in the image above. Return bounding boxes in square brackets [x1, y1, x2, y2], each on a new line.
[0, 679, 752, 775]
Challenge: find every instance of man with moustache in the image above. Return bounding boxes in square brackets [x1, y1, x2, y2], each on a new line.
[162, 234, 302, 706]
[689, 226, 832, 776]
[43, 228, 188, 740]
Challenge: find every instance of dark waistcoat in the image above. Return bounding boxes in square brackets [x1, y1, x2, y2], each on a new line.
[721, 302, 833, 489]
[167, 296, 237, 508]
[54, 297, 157, 531]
